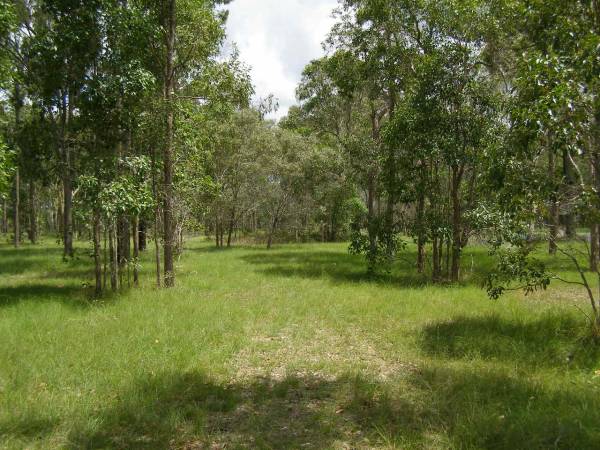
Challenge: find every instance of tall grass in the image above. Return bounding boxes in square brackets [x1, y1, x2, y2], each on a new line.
[0, 238, 599, 449]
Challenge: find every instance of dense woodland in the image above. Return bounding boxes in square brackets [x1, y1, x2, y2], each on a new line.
[1, 0, 600, 324]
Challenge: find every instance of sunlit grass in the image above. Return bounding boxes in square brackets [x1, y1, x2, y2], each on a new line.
[0, 237, 599, 449]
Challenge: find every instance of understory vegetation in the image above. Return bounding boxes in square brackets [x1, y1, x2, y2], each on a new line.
[1, 238, 600, 449]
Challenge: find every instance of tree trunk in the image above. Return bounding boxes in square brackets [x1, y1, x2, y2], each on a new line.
[162, 0, 176, 287]
[13, 83, 22, 249]
[591, 224, 599, 272]
[133, 216, 139, 287]
[1, 198, 7, 234]
[432, 236, 441, 281]
[109, 221, 118, 291]
[416, 186, 425, 274]
[548, 149, 559, 255]
[450, 165, 464, 282]
[13, 168, 19, 248]
[563, 149, 577, 238]
[267, 217, 277, 250]
[227, 208, 235, 248]
[93, 212, 102, 296]
[151, 148, 161, 288]
[62, 91, 74, 259]
[103, 224, 107, 290]
[117, 216, 131, 284]
[28, 181, 37, 244]
[139, 219, 147, 251]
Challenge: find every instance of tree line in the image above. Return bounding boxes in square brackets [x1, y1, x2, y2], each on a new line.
[1, 0, 600, 326]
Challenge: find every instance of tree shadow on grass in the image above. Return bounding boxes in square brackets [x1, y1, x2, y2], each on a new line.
[0, 415, 60, 447]
[240, 247, 494, 289]
[420, 313, 600, 369]
[63, 367, 600, 449]
[0, 284, 96, 309]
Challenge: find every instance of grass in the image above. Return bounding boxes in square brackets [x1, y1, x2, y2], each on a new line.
[1, 237, 600, 449]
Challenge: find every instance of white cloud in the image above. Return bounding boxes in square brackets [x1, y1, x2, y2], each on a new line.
[224, 0, 338, 119]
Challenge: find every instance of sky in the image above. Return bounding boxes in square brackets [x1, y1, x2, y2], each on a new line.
[224, 0, 339, 120]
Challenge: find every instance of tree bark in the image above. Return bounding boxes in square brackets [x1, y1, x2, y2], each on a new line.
[109, 220, 118, 291]
[591, 224, 599, 272]
[62, 90, 74, 258]
[432, 235, 441, 281]
[139, 219, 147, 251]
[28, 181, 37, 244]
[227, 207, 235, 248]
[162, 0, 176, 287]
[13, 168, 19, 248]
[416, 184, 426, 274]
[548, 149, 559, 255]
[563, 149, 577, 238]
[13, 83, 22, 249]
[133, 216, 139, 287]
[1, 198, 7, 234]
[93, 212, 102, 296]
[450, 165, 464, 282]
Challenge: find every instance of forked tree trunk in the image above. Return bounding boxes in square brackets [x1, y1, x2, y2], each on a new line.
[227, 208, 235, 248]
[162, 0, 176, 287]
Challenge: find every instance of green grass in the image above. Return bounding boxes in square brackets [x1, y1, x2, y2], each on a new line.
[1, 237, 600, 449]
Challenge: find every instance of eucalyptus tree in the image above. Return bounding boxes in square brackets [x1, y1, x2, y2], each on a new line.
[480, 1, 600, 331]
[140, 0, 235, 286]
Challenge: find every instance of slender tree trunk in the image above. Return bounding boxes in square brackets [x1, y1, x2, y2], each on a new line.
[416, 186, 426, 274]
[267, 217, 277, 250]
[13, 83, 22, 249]
[548, 149, 559, 255]
[28, 181, 37, 244]
[109, 221, 118, 291]
[162, 0, 176, 287]
[366, 110, 381, 274]
[445, 237, 451, 278]
[227, 208, 235, 248]
[13, 168, 19, 248]
[219, 222, 224, 248]
[133, 216, 139, 287]
[151, 147, 162, 288]
[139, 219, 147, 251]
[93, 212, 102, 296]
[1, 198, 7, 234]
[563, 149, 577, 238]
[450, 165, 464, 282]
[103, 224, 107, 290]
[591, 225, 599, 272]
[62, 91, 74, 259]
[117, 217, 130, 285]
[432, 236, 441, 281]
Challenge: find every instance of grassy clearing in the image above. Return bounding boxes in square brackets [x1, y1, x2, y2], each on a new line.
[1, 238, 600, 449]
